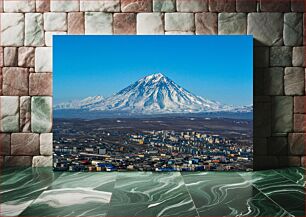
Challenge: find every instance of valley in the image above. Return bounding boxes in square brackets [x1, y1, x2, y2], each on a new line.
[53, 116, 253, 172]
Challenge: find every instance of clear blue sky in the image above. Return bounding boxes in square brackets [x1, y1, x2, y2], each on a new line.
[53, 35, 253, 106]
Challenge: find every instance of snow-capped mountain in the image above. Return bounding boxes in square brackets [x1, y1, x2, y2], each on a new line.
[54, 73, 253, 114]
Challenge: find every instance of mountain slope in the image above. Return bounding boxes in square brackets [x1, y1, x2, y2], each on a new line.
[54, 96, 104, 110]
[54, 73, 252, 114]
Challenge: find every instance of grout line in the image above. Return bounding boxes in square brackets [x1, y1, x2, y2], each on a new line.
[105, 172, 119, 216]
[273, 168, 306, 188]
[108, 172, 119, 206]
[180, 172, 200, 217]
[237, 172, 295, 217]
[250, 184, 294, 217]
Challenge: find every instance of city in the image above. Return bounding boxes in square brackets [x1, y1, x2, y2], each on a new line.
[53, 116, 253, 172]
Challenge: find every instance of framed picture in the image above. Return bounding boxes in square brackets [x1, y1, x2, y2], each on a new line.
[53, 35, 253, 172]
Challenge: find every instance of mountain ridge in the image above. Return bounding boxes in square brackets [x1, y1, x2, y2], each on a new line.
[54, 73, 253, 114]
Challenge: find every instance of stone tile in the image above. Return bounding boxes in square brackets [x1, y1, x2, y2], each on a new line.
[0, 69, 2, 95]
[44, 172, 116, 192]
[50, 0, 79, 12]
[0, 13, 25, 46]
[165, 31, 194, 34]
[113, 13, 136, 34]
[253, 137, 267, 156]
[111, 174, 196, 216]
[11, 133, 39, 155]
[121, 0, 152, 12]
[218, 13, 247, 35]
[294, 114, 306, 132]
[20, 174, 114, 216]
[236, 0, 256, 12]
[294, 96, 305, 113]
[302, 156, 305, 167]
[80, 0, 120, 12]
[260, 0, 290, 12]
[0, 133, 10, 155]
[208, 0, 235, 12]
[264, 67, 284, 95]
[3, 0, 35, 12]
[288, 133, 305, 155]
[29, 73, 52, 96]
[153, 0, 175, 12]
[36, 0, 50, 12]
[4, 156, 32, 167]
[284, 67, 305, 95]
[254, 47, 269, 67]
[253, 156, 279, 170]
[304, 13, 306, 46]
[113, 172, 180, 199]
[291, 0, 305, 12]
[20, 96, 31, 132]
[44, 12, 67, 31]
[32, 156, 52, 167]
[45, 32, 67, 47]
[0, 47, 3, 67]
[31, 96, 52, 133]
[3, 47, 18, 66]
[278, 156, 301, 167]
[0, 96, 19, 132]
[1, 168, 60, 216]
[18, 47, 35, 67]
[270, 46, 292, 67]
[25, 13, 44, 46]
[40, 133, 53, 155]
[39, 141, 53, 165]
[137, 13, 164, 34]
[254, 67, 264, 96]
[254, 102, 271, 137]
[267, 136, 288, 156]
[284, 13, 303, 46]
[2, 67, 29, 96]
[280, 154, 301, 167]
[191, 174, 290, 216]
[292, 47, 305, 67]
[272, 96, 293, 133]
[0, 157, 3, 168]
[85, 12, 113, 34]
[195, 12, 217, 34]
[247, 13, 283, 46]
[35, 47, 52, 72]
[68, 12, 85, 34]
[177, 0, 207, 12]
[165, 13, 195, 31]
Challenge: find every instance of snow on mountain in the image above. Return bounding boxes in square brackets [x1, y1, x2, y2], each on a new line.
[227, 104, 253, 113]
[54, 96, 104, 110]
[54, 73, 252, 114]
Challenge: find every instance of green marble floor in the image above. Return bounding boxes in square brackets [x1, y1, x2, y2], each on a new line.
[0, 168, 305, 217]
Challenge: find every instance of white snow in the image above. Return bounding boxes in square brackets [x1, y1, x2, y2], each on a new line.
[54, 95, 104, 110]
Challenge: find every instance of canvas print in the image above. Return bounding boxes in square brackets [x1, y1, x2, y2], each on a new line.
[53, 36, 253, 172]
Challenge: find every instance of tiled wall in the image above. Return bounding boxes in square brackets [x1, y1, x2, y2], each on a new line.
[0, 0, 305, 169]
